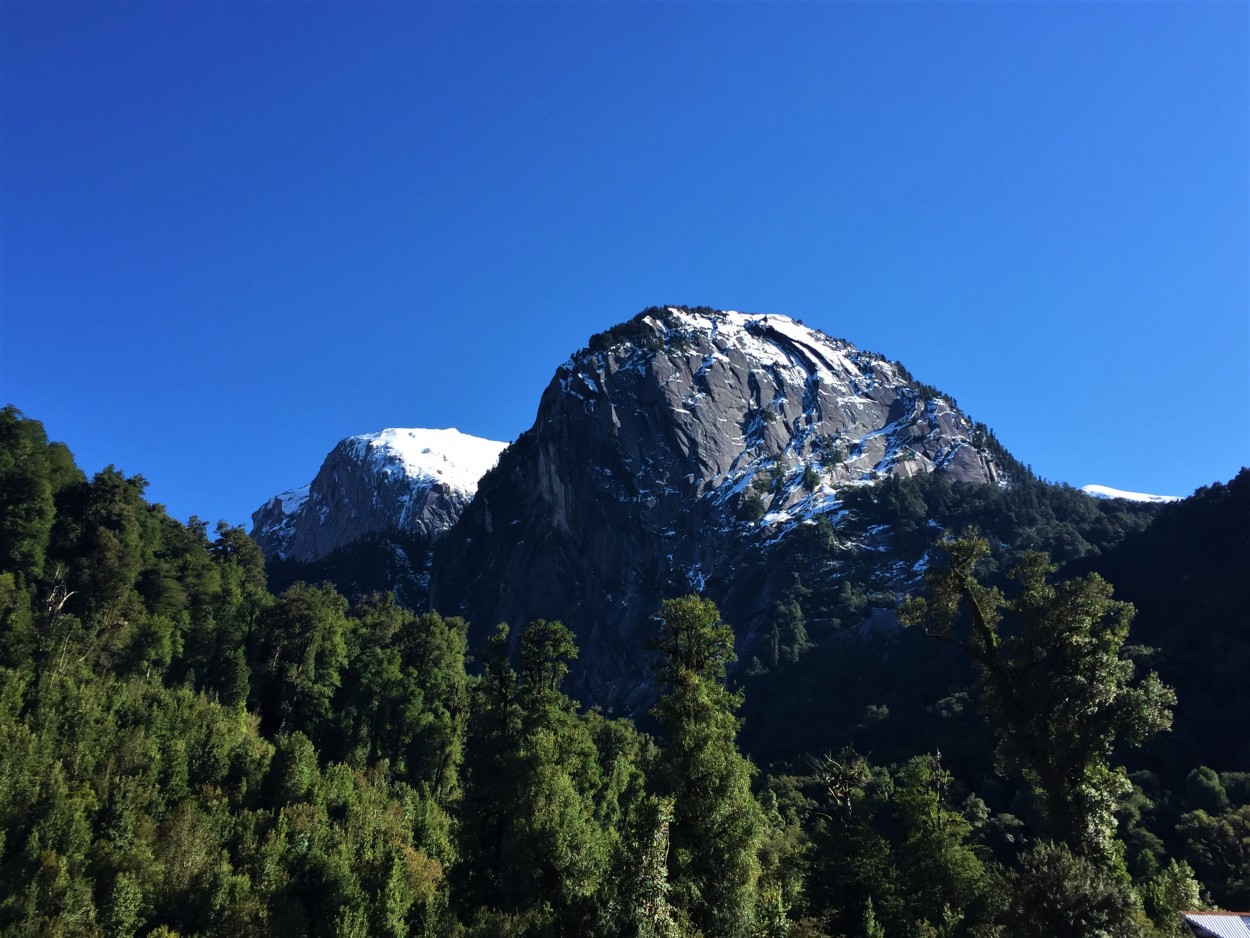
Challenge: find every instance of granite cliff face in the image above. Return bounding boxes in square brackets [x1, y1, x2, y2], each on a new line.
[430, 307, 1006, 710]
[251, 428, 507, 564]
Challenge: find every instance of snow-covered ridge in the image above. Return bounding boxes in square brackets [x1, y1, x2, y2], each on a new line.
[348, 428, 508, 495]
[660, 308, 993, 532]
[251, 427, 508, 563]
[1081, 484, 1180, 504]
[555, 305, 1001, 543]
[261, 484, 310, 517]
[665, 307, 862, 378]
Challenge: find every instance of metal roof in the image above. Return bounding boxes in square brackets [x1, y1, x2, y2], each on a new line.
[1183, 913, 1250, 938]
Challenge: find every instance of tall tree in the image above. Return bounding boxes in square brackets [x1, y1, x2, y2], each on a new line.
[900, 535, 1175, 865]
[892, 753, 987, 933]
[251, 582, 350, 741]
[650, 595, 764, 936]
[455, 624, 522, 916]
[805, 749, 899, 937]
[456, 620, 616, 933]
[401, 609, 471, 804]
[0, 406, 82, 584]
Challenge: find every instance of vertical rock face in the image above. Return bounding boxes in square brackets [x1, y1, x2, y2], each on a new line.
[251, 428, 507, 564]
[431, 307, 1005, 710]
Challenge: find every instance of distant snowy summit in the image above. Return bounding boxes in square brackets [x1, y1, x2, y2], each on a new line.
[251, 428, 507, 562]
[348, 428, 508, 492]
[1081, 484, 1180, 504]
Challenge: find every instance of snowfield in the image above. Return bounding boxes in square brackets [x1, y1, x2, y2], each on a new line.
[1081, 484, 1180, 504]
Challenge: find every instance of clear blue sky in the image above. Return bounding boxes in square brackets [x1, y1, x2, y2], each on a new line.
[2, 1, 1246, 527]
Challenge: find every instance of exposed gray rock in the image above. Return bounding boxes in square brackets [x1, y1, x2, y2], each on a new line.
[251, 428, 507, 564]
[431, 307, 1006, 711]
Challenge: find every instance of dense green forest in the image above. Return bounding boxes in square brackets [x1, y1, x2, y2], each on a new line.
[2, 405, 1246, 936]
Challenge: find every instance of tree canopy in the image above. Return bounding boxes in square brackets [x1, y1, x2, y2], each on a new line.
[0, 407, 1239, 936]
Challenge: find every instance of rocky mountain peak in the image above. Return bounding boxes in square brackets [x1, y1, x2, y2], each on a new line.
[432, 305, 1008, 710]
[556, 306, 1002, 528]
[251, 427, 507, 563]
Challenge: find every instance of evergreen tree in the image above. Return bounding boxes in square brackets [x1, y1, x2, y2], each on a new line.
[403, 609, 470, 803]
[764, 576, 813, 669]
[900, 536, 1175, 866]
[456, 620, 625, 933]
[456, 624, 522, 914]
[995, 841, 1146, 938]
[251, 582, 350, 741]
[332, 598, 469, 803]
[507, 619, 609, 930]
[1139, 860, 1204, 938]
[805, 749, 899, 937]
[1176, 804, 1250, 908]
[2, 409, 1241, 936]
[0, 406, 81, 583]
[892, 753, 986, 933]
[650, 595, 765, 936]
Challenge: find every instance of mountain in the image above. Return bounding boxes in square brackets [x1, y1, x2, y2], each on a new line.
[251, 427, 506, 564]
[430, 306, 1010, 710]
[251, 307, 1172, 715]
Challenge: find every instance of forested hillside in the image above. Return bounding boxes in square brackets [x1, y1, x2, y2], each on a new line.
[1075, 469, 1250, 771]
[2, 405, 1246, 936]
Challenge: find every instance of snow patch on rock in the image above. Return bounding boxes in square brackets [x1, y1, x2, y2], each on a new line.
[1081, 484, 1180, 504]
[349, 428, 508, 495]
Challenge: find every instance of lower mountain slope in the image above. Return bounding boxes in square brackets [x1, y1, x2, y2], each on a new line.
[1073, 468, 1250, 770]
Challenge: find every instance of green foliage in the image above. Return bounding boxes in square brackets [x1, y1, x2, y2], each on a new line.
[1075, 470, 1250, 772]
[863, 897, 887, 938]
[893, 754, 987, 931]
[901, 536, 1175, 864]
[812, 434, 845, 469]
[583, 307, 677, 356]
[332, 599, 469, 801]
[840, 471, 1158, 567]
[1139, 860, 1204, 937]
[1184, 766, 1230, 814]
[517, 618, 578, 703]
[1177, 804, 1250, 909]
[454, 619, 664, 934]
[0, 572, 35, 669]
[252, 582, 350, 739]
[265, 529, 434, 608]
[0, 412, 463, 935]
[610, 793, 681, 937]
[740, 489, 769, 524]
[0, 408, 1241, 936]
[735, 467, 1164, 776]
[650, 594, 736, 684]
[0, 405, 82, 582]
[766, 577, 814, 668]
[651, 596, 766, 936]
[994, 842, 1146, 938]
[802, 463, 821, 492]
[805, 750, 900, 936]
